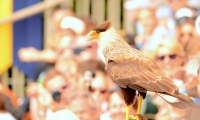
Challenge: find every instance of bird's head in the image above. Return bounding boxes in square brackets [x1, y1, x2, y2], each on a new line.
[85, 21, 117, 45]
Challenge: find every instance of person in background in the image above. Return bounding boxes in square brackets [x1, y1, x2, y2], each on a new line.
[176, 21, 198, 48]
[0, 93, 16, 120]
[135, 7, 175, 53]
[0, 79, 21, 119]
[28, 68, 72, 120]
[43, 68, 72, 118]
[134, 7, 157, 50]
[18, 8, 76, 72]
[100, 89, 137, 120]
[77, 59, 106, 89]
[73, 17, 100, 61]
[66, 91, 100, 120]
[18, 15, 85, 64]
[184, 36, 200, 61]
[181, 40, 199, 97]
[77, 59, 112, 114]
[51, 8, 75, 32]
[152, 38, 186, 87]
[185, 52, 200, 101]
[88, 71, 109, 114]
[55, 58, 79, 90]
[18, 9, 85, 119]
[156, 0, 188, 17]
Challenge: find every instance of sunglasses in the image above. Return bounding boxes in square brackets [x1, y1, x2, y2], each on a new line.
[61, 85, 68, 90]
[88, 85, 107, 94]
[72, 46, 92, 55]
[50, 85, 68, 102]
[157, 54, 177, 61]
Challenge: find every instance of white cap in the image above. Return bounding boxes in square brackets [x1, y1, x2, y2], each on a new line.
[175, 8, 193, 19]
[124, 0, 154, 10]
[60, 16, 86, 35]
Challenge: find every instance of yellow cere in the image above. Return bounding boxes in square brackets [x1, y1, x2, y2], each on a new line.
[89, 30, 100, 40]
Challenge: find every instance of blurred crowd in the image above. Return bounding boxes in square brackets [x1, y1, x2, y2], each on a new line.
[1, 0, 200, 120]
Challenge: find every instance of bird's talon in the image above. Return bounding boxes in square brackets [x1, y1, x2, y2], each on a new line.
[128, 115, 139, 120]
[128, 114, 148, 120]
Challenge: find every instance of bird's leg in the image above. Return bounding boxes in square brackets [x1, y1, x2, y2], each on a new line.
[137, 94, 143, 114]
[126, 105, 130, 120]
[128, 108, 138, 120]
[129, 94, 143, 120]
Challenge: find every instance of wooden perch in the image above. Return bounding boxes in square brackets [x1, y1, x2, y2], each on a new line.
[0, 0, 66, 26]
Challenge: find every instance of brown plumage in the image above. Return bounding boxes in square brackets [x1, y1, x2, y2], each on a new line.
[86, 21, 197, 109]
[92, 20, 111, 32]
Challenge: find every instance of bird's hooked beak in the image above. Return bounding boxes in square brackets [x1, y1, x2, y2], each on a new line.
[85, 30, 100, 42]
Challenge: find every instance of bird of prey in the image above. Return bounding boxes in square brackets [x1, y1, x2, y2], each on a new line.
[85, 21, 197, 120]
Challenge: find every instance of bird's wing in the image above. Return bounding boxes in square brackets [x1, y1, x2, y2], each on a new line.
[107, 58, 197, 109]
[107, 58, 178, 95]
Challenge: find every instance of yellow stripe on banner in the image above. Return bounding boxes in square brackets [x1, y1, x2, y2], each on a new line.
[0, 0, 13, 75]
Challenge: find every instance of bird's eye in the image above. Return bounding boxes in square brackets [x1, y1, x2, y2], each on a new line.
[96, 30, 100, 33]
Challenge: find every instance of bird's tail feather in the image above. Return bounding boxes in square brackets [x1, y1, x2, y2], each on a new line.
[157, 91, 198, 109]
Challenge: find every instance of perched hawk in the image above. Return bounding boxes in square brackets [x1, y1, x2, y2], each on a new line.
[85, 21, 197, 120]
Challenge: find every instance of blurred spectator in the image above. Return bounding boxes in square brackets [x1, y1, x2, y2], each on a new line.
[185, 52, 200, 100]
[175, 7, 196, 25]
[168, 0, 188, 13]
[88, 71, 109, 113]
[18, 15, 85, 64]
[43, 68, 71, 111]
[51, 8, 75, 32]
[155, 102, 187, 120]
[124, 0, 175, 52]
[78, 59, 113, 113]
[18, 10, 86, 119]
[0, 82, 21, 119]
[184, 36, 200, 61]
[152, 38, 186, 90]
[157, 0, 188, 17]
[0, 83, 19, 107]
[156, 103, 200, 120]
[75, 37, 99, 61]
[0, 93, 16, 120]
[185, 52, 200, 79]
[28, 68, 72, 120]
[134, 7, 174, 52]
[156, 4, 176, 37]
[176, 21, 197, 48]
[72, 17, 100, 61]
[100, 89, 136, 120]
[66, 91, 99, 120]
[77, 59, 106, 90]
[155, 102, 173, 120]
[134, 7, 157, 50]
[55, 58, 79, 90]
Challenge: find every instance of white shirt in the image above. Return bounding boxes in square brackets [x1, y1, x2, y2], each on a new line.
[46, 109, 80, 120]
[0, 112, 16, 120]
